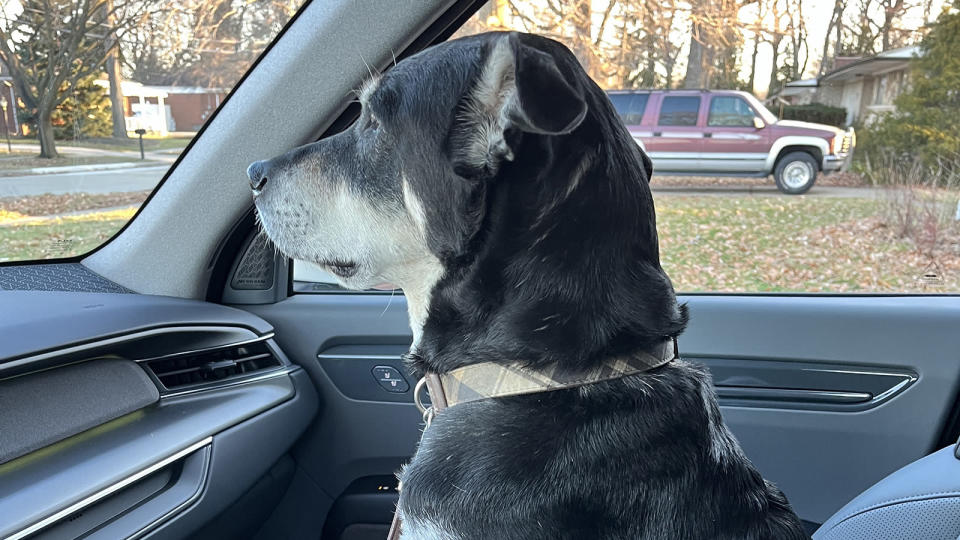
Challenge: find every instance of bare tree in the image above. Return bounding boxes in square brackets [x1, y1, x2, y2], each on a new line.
[766, 0, 788, 95]
[104, 0, 127, 139]
[683, 0, 749, 89]
[745, 0, 767, 92]
[818, 0, 846, 75]
[0, 0, 145, 157]
[125, 0, 300, 88]
[785, 0, 809, 79]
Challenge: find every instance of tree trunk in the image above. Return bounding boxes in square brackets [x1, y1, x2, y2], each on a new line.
[683, 22, 706, 88]
[818, 3, 839, 76]
[104, 0, 127, 139]
[767, 35, 783, 96]
[748, 32, 760, 92]
[37, 108, 58, 159]
[106, 52, 127, 139]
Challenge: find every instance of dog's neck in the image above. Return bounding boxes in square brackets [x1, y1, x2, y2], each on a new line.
[391, 257, 445, 346]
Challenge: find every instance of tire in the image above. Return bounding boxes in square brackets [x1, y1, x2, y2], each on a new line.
[773, 151, 819, 195]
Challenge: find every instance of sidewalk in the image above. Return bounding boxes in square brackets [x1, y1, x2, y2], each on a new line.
[6, 142, 181, 164]
[0, 142, 181, 177]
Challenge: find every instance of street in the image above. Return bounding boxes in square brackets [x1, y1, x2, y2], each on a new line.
[0, 165, 168, 197]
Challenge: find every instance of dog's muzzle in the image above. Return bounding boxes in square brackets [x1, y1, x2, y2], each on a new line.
[247, 160, 269, 196]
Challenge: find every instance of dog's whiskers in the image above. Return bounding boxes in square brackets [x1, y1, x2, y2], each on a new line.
[380, 287, 397, 318]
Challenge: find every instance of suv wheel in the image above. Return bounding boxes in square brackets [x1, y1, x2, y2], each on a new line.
[774, 152, 819, 195]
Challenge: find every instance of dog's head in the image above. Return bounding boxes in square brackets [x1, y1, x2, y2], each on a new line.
[251, 32, 686, 371]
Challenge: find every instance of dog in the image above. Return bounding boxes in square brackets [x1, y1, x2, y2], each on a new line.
[249, 31, 808, 540]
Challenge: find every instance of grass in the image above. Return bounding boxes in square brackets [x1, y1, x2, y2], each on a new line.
[1, 193, 957, 292]
[655, 195, 959, 292]
[0, 208, 134, 262]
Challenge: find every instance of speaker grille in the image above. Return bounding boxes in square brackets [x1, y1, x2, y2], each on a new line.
[231, 234, 275, 290]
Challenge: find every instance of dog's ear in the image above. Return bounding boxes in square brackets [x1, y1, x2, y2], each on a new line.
[451, 33, 588, 179]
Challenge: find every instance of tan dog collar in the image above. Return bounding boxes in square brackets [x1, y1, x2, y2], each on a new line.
[414, 338, 678, 418]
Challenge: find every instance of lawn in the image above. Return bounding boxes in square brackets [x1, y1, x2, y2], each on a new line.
[0, 208, 134, 262]
[1, 193, 957, 293]
[655, 195, 959, 293]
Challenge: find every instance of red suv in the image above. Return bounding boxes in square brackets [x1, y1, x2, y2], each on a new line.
[608, 90, 855, 194]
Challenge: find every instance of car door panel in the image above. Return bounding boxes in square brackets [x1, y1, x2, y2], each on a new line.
[642, 94, 706, 172]
[700, 95, 770, 172]
[243, 292, 960, 534]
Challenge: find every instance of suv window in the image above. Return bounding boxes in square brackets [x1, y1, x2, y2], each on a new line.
[609, 93, 648, 125]
[658, 96, 700, 127]
[708, 96, 756, 127]
[0, 1, 306, 263]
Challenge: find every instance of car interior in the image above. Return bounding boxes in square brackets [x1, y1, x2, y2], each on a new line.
[1, 1, 959, 539]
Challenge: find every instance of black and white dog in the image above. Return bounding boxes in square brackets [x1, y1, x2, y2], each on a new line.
[250, 31, 807, 540]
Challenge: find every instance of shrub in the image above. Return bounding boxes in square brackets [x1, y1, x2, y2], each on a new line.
[19, 76, 112, 140]
[780, 103, 848, 127]
[856, 6, 960, 173]
[863, 154, 960, 273]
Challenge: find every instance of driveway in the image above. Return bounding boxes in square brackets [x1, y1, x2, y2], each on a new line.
[0, 166, 168, 197]
[652, 184, 881, 199]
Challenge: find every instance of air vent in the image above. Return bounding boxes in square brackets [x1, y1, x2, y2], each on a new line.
[143, 341, 282, 390]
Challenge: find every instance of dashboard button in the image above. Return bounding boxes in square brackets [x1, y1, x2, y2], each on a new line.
[372, 365, 409, 393]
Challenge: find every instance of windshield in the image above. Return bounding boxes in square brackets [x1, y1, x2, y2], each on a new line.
[0, 0, 306, 263]
[743, 93, 780, 124]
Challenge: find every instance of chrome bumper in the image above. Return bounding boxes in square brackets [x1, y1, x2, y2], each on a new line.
[823, 128, 856, 173]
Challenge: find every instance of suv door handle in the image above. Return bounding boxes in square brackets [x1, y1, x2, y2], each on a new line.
[653, 131, 662, 137]
[703, 133, 713, 138]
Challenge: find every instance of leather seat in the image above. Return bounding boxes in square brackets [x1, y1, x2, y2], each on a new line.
[814, 445, 960, 539]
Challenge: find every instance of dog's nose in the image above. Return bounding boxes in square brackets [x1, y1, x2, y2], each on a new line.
[247, 160, 268, 192]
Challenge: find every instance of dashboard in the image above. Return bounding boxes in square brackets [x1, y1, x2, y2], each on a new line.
[0, 290, 317, 540]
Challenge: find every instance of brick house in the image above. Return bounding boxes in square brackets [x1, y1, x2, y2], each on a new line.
[94, 80, 227, 134]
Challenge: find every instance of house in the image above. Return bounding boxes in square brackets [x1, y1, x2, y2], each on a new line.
[0, 59, 20, 136]
[93, 80, 227, 134]
[771, 45, 922, 126]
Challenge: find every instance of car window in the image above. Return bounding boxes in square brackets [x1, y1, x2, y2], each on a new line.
[609, 93, 649, 125]
[658, 96, 700, 127]
[294, 0, 960, 295]
[708, 96, 756, 127]
[0, 0, 306, 263]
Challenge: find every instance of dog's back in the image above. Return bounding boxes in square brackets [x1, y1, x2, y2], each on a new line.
[399, 361, 808, 539]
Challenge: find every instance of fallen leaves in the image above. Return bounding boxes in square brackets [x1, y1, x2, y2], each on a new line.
[655, 195, 960, 293]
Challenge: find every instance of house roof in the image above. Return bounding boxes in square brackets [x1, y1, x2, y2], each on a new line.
[92, 80, 226, 97]
[784, 78, 819, 88]
[820, 45, 922, 82]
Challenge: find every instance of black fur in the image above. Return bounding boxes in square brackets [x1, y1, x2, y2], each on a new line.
[253, 30, 808, 540]
[395, 33, 807, 539]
